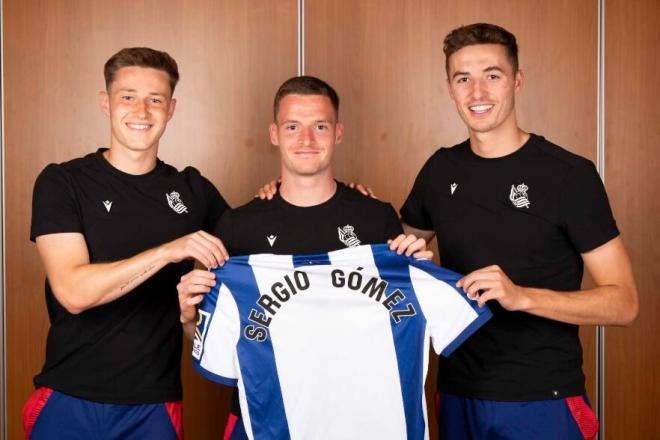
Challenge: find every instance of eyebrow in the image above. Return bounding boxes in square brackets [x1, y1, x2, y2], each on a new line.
[115, 88, 167, 97]
[451, 65, 506, 80]
[484, 66, 505, 74]
[280, 119, 333, 125]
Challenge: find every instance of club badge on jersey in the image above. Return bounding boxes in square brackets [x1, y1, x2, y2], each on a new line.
[166, 191, 189, 214]
[337, 224, 361, 247]
[509, 183, 531, 208]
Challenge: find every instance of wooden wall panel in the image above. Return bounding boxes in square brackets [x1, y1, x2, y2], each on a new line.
[305, 1, 598, 437]
[604, 0, 660, 438]
[3, 1, 296, 438]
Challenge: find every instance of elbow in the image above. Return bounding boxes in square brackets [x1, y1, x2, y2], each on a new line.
[619, 300, 639, 327]
[50, 283, 91, 315]
[618, 287, 639, 326]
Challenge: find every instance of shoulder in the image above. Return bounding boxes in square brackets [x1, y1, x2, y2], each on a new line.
[35, 152, 98, 187]
[335, 182, 397, 213]
[222, 196, 278, 220]
[160, 164, 220, 192]
[528, 134, 596, 174]
[425, 140, 467, 164]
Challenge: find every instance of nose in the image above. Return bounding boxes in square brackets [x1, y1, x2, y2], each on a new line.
[471, 79, 485, 100]
[135, 100, 148, 118]
[300, 127, 315, 146]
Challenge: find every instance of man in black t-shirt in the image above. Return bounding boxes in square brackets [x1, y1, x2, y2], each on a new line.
[26, 48, 229, 439]
[401, 23, 638, 439]
[177, 76, 430, 439]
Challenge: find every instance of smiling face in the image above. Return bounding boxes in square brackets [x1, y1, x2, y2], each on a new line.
[100, 66, 176, 155]
[447, 43, 523, 136]
[269, 94, 344, 179]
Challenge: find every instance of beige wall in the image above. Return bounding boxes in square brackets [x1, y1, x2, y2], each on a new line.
[4, 1, 658, 438]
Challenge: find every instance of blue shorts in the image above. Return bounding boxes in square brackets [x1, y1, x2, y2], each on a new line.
[437, 392, 599, 440]
[23, 387, 183, 440]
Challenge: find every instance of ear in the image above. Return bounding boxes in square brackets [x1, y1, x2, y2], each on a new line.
[167, 98, 177, 121]
[99, 90, 110, 116]
[269, 122, 279, 146]
[335, 122, 344, 144]
[514, 69, 524, 93]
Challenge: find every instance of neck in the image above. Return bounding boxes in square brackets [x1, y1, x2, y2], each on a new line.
[279, 172, 337, 207]
[104, 144, 159, 175]
[469, 117, 529, 158]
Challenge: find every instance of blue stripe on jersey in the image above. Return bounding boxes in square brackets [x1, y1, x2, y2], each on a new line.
[292, 252, 331, 268]
[409, 258, 492, 356]
[371, 244, 427, 440]
[219, 257, 291, 440]
[193, 361, 238, 387]
[193, 282, 238, 386]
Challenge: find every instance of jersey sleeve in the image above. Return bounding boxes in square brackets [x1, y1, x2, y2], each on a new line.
[400, 154, 436, 231]
[558, 160, 619, 253]
[30, 164, 82, 241]
[409, 259, 492, 357]
[192, 280, 240, 387]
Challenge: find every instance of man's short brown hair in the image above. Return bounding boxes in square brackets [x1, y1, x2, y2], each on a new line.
[273, 76, 340, 121]
[443, 23, 519, 75]
[104, 47, 179, 94]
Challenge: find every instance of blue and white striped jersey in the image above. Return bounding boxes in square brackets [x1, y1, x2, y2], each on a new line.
[193, 244, 491, 440]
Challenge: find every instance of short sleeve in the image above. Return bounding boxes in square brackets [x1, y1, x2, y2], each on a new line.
[201, 176, 230, 233]
[30, 164, 82, 241]
[409, 259, 491, 357]
[400, 156, 435, 231]
[212, 209, 233, 240]
[382, 203, 404, 239]
[193, 282, 240, 387]
[558, 161, 619, 253]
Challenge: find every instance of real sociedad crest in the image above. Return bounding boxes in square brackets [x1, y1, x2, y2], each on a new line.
[338, 224, 361, 247]
[509, 183, 531, 208]
[166, 191, 189, 214]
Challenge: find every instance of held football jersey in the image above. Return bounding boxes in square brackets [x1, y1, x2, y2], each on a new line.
[193, 244, 491, 440]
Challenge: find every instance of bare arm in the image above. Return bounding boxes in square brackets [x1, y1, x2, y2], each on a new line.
[36, 230, 228, 315]
[458, 236, 639, 326]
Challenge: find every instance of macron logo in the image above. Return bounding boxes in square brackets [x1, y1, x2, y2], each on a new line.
[103, 200, 113, 212]
[267, 235, 277, 247]
[450, 183, 458, 195]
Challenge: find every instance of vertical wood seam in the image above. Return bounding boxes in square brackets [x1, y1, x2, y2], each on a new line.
[596, 0, 606, 438]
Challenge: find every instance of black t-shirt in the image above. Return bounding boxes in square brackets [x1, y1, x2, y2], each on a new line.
[30, 149, 228, 403]
[215, 181, 403, 415]
[401, 134, 619, 401]
[214, 181, 403, 255]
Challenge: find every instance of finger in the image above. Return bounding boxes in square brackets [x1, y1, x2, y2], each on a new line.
[413, 250, 433, 260]
[355, 184, 369, 196]
[192, 232, 230, 267]
[394, 234, 417, 255]
[388, 234, 406, 251]
[186, 294, 205, 306]
[457, 269, 500, 289]
[465, 280, 495, 300]
[186, 239, 218, 269]
[405, 238, 427, 256]
[180, 269, 215, 282]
